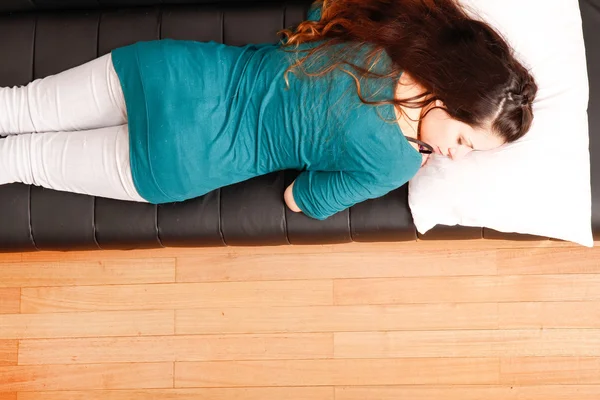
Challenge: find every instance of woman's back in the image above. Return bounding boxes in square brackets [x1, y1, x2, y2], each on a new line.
[111, 35, 421, 216]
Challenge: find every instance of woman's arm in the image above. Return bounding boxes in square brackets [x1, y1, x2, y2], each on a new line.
[283, 168, 418, 220]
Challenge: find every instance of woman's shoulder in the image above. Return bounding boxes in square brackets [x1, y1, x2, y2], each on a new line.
[338, 105, 421, 180]
[307, 1, 324, 22]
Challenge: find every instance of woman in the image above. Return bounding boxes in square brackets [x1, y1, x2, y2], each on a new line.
[0, 0, 537, 221]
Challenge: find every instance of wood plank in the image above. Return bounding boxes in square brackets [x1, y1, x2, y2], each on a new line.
[0, 289, 20, 314]
[176, 250, 497, 282]
[501, 357, 600, 385]
[334, 330, 600, 358]
[335, 385, 600, 400]
[0, 310, 174, 339]
[0, 393, 16, 400]
[0, 341, 17, 366]
[334, 274, 600, 304]
[497, 247, 600, 275]
[0, 258, 175, 288]
[174, 359, 499, 387]
[18, 239, 582, 263]
[20, 281, 333, 313]
[18, 334, 332, 365]
[16, 387, 334, 400]
[176, 303, 498, 334]
[0, 253, 22, 262]
[0, 363, 173, 391]
[499, 302, 600, 328]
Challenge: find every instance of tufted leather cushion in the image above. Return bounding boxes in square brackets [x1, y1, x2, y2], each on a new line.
[0, 0, 598, 251]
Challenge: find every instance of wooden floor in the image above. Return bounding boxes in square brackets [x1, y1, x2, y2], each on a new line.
[1, 239, 600, 400]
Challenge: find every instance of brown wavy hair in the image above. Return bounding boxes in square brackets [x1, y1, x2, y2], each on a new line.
[277, 0, 538, 143]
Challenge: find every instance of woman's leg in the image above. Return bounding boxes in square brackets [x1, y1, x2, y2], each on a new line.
[0, 53, 127, 135]
[0, 124, 147, 202]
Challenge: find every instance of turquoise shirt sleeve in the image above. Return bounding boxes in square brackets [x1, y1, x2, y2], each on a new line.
[291, 170, 366, 220]
[292, 158, 420, 221]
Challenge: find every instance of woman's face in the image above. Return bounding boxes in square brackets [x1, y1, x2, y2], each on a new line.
[419, 101, 505, 160]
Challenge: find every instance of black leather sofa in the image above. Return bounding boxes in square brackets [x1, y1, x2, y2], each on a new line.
[0, 0, 598, 251]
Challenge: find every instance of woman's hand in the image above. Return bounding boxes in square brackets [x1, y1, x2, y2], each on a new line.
[284, 180, 302, 213]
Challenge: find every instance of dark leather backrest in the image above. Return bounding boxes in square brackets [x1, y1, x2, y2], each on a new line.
[0, 0, 269, 13]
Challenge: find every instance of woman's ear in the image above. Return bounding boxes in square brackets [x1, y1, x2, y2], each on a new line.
[421, 99, 444, 118]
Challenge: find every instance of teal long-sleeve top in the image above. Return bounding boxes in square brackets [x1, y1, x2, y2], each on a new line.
[110, 2, 422, 220]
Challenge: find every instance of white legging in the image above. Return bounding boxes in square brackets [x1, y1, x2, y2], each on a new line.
[0, 53, 147, 202]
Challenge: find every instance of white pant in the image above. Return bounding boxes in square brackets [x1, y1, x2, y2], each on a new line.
[0, 53, 147, 202]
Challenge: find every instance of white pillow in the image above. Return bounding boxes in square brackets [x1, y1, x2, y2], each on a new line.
[408, 0, 593, 247]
